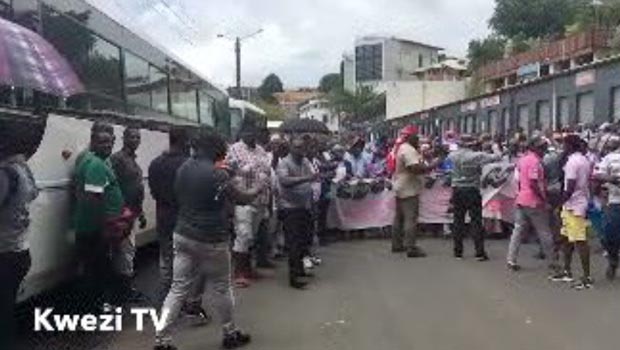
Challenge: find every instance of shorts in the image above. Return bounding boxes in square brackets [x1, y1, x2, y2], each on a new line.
[561, 209, 589, 243]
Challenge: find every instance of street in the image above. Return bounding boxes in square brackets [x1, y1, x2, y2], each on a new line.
[16, 237, 620, 350]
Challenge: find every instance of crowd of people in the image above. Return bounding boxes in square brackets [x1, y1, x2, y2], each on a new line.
[3, 115, 620, 350]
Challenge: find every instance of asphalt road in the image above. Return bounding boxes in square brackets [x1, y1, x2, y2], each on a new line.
[16, 238, 620, 350]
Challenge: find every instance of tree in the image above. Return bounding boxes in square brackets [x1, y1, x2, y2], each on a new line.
[489, 0, 584, 39]
[328, 85, 385, 123]
[318, 73, 342, 93]
[467, 36, 506, 71]
[258, 73, 284, 102]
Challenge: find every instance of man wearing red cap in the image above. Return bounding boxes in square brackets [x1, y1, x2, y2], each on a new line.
[391, 126, 442, 257]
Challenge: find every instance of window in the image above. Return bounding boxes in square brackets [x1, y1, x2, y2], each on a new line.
[150, 65, 169, 113]
[557, 97, 570, 128]
[418, 54, 424, 68]
[517, 105, 529, 135]
[577, 92, 594, 124]
[466, 115, 475, 133]
[199, 90, 215, 126]
[322, 115, 328, 123]
[478, 114, 487, 133]
[124, 51, 151, 108]
[613, 87, 620, 121]
[42, 6, 123, 107]
[0, 0, 10, 19]
[355, 44, 383, 82]
[170, 80, 198, 121]
[536, 100, 552, 132]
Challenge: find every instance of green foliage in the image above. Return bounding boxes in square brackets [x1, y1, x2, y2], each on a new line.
[328, 85, 385, 123]
[467, 36, 506, 71]
[318, 73, 342, 93]
[258, 73, 284, 102]
[489, 0, 583, 38]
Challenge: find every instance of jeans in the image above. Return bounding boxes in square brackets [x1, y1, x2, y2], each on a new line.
[603, 204, 620, 269]
[452, 187, 485, 256]
[0, 250, 31, 350]
[76, 231, 119, 306]
[156, 234, 235, 346]
[157, 205, 177, 303]
[255, 217, 273, 265]
[392, 196, 420, 251]
[507, 206, 554, 265]
[281, 208, 312, 279]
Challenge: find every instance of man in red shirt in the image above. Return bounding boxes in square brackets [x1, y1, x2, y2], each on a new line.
[506, 137, 555, 271]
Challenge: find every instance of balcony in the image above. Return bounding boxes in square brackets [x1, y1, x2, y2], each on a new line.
[478, 30, 612, 81]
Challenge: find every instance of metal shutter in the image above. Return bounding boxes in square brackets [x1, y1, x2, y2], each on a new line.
[537, 101, 551, 131]
[518, 105, 529, 134]
[502, 109, 510, 135]
[558, 97, 570, 128]
[577, 92, 594, 124]
[489, 110, 499, 135]
[613, 87, 620, 121]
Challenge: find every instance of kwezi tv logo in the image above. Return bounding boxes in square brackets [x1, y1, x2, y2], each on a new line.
[34, 308, 169, 332]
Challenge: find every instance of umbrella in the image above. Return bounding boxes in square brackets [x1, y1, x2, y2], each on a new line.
[279, 118, 330, 134]
[0, 17, 84, 97]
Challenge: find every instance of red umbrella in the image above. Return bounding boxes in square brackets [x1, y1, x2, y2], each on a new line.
[0, 17, 84, 97]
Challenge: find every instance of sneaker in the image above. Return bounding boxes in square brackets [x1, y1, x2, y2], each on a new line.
[289, 278, 308, 290]
[572, 277, 594, 290]
[606, 265, 617, 281]
[392, 247, 406, 253]
[234, 277, 251, 288]
[549, 271, 574, 282]
[507, 262, 521, 271]
[454, 253, 463, 260]
[303, 257, 314, 270]
[153, 345, 177, 350]
[222, 330, 251, 349]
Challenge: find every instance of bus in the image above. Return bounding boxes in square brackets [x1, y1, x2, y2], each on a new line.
[229, 98, 267, 140]
[1, 0, 235, 301]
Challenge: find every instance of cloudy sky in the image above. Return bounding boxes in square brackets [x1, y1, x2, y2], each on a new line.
[87, 0, 495, 90]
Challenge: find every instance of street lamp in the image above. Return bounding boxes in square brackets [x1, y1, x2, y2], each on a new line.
[217, 29, 264, 99]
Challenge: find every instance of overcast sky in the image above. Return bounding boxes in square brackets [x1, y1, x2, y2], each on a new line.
[87, 0, 495, 90]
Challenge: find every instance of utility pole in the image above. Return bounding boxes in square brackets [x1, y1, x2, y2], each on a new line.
[235, 37, 241, 99]
[218, 29, 264, 100]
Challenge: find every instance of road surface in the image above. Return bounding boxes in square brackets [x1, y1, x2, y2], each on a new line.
[16, 238, 620, 350]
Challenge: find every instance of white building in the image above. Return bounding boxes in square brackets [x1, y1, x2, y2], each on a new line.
[298, 98, 340, 132]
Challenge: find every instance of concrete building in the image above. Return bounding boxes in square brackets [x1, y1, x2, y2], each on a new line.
[274, 88, 321, 119]
[381, 80, 468, 120]
[298, 98, 340, 132]
[478, 30, 612, 92]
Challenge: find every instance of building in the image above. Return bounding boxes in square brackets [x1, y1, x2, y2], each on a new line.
[413, 58, 468, 81]
[273, 88, 321, 119]
[386, 56, 620, 138]
[298, 98, 340, 132]
[342, 53, 356, 92]
[382, 80, 468, 120]
[478, 30, 612, 92]
[353, 36, 443, 86]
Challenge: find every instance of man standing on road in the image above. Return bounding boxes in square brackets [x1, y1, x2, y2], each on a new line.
[506, 137, 555, 271]
[593, 136, 620, 280]
[110, 127, 146, 302]
[73, 126, 129, 310]
[550, 135, 593, 289]
[277, 136, 319, 289]
[155, 127, 260, 350]
[0, 129, 39, 350]
[448, 135, 501, 261]
[226, 124, 271, 288]
[392, 127, 440, 258]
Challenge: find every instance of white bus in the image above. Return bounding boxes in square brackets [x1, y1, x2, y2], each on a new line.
[229, 98, 267, 140]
